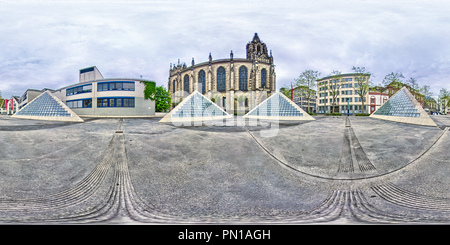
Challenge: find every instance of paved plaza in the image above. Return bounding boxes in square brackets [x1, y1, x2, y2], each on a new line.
[1, 114, 450, 224]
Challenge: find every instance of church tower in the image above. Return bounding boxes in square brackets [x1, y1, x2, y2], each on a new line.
[246, 33, 273, 64]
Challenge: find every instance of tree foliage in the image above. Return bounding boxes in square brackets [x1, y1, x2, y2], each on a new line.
[352, 66, 371, 114]
[294, 70, 320, 113]
[328, 70, 342, 113]
[438, 88, 450, 114]
[154, 86, 171, 112]
[382, 72, 405, 90]
[140, 81, 157, 101]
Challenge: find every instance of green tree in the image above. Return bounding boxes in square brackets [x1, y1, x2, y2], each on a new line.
[154, 86, 171, 112]
[352, 66, 371, 114]
[328, 70, 342, 114]
[420, 84, 434, 110]
[294, 70, 320, 113]
[279, 85, 291, 98]
[382, 72, 405, 95]
[407, 77, 419, 91]
[438, 88, 450, 115]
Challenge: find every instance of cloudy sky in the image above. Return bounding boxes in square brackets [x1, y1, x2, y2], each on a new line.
[1, 0, 449, 99]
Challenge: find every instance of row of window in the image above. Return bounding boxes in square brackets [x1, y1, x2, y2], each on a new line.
[319, 83, 361, 90]
[66, 82, 135, 96]
[174, 66, 268, 94]
[66, 84, 92, 96]
[67, 97, 135, 108]
[318, 97, 367, 104]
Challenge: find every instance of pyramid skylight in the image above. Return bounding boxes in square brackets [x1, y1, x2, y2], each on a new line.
[159, 91, 232, 123]
[12, 91, 84, 122]
[244, 92, 315, 121]
[370, 87, 436, 126]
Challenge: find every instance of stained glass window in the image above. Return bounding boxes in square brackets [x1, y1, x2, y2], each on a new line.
[217, 67, 226, 92]
[198, 70, 206, 94]
[239, 66, 248, 91]
[261, 68, 267, 88]
[184, 74, 190, 93]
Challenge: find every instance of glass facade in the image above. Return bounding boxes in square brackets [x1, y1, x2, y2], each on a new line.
[171, 92, 227, 118]
[247, 93, 303, 117]
[373, 89, 420, 117]
[15, 92, 71, 117]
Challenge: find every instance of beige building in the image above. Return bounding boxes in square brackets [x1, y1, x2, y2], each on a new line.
[168, 33, 276, 113]
[316, 73, 371, 114]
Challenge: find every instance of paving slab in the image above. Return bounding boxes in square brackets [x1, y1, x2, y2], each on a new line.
[1, 114, 450, 224]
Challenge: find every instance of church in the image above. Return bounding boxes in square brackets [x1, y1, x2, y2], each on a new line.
[168, 33, 276, 113]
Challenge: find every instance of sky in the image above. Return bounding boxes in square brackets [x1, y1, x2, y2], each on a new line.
[1, 0, 449, 99]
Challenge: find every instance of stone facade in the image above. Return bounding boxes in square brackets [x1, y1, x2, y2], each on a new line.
[168, 33, 276, 113]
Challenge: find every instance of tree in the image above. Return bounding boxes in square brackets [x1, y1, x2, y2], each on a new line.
[407, 77, 419, 91]
[438, 88, 450, 115]
[352, 66, 371, 114]
[327, 70, 342, 114]
[420, 84, 434, 110]
[154, 86, 171, 112]
[382, 72, 405, 96]
[279, 85, 291, 98]
[294, 70, 320, 113]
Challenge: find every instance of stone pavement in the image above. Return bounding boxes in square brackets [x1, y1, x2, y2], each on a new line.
[1, 114, 450, 224]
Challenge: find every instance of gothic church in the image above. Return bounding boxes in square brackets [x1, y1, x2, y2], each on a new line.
[168, 33, 276, 113]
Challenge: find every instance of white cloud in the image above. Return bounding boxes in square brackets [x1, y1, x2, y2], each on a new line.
[0, 0, 449, 99]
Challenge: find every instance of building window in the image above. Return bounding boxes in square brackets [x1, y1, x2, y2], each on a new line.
[67, 99, 92, 108]
[97, 97, 135, 107]
[217, 66, 226, 92]
[66, 84, 92, 96]
[261, 68, 267, 88]
[97, 81, 135, 91]
[198, 70, 206, 94]
[184, 74, 190, 93]
[239, 66, 248, 91]
[172, 80, 176, 93]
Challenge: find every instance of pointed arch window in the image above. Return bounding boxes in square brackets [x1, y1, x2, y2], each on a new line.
[217, 66, 226, 92]
[239, 66, 248, 91]
[261, 68, 267, 88]
[184, 74, 189, 93]
[172, 80, 176, 93]
[198, 70, 206, 94]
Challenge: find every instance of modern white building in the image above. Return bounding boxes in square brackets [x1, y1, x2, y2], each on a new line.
[13, 66, 156, 121]
[52, 66, 155, 118]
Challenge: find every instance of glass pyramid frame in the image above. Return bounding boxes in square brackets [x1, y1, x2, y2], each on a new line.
[370, 87, 436, 127]
[159, 91, 232, 123]
[243, 92, 315, 121]
[12, 90, 84, 122]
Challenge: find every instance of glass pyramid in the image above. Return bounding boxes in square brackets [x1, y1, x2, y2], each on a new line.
[370, 87, 437, 127]
[244, 92, 315, 120]
[373, 88, 420, 117]
[13, 91, 84, 122]
[171, 92, 228, 118]
[159, 91, 232, 123]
